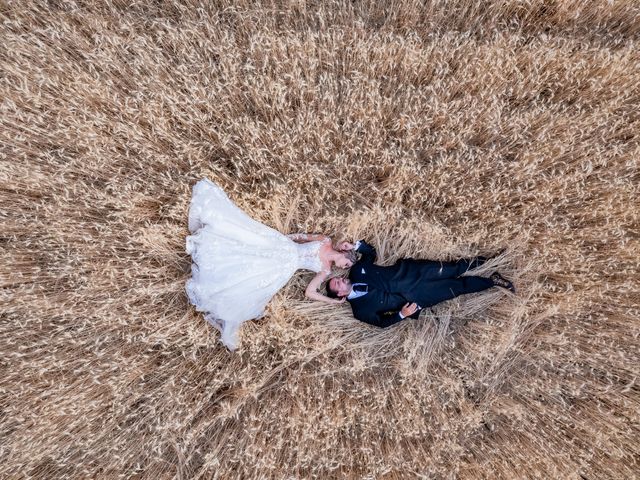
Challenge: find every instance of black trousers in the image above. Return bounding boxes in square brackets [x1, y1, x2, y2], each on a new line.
[408, 257, 494, 307]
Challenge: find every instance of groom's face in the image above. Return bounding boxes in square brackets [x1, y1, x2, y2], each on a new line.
[330, 277, 352, 297]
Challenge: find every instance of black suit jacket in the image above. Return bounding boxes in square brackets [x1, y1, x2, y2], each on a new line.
[347, 240, 421, 327]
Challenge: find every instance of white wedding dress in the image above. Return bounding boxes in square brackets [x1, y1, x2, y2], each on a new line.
[185, 178, 329, 351]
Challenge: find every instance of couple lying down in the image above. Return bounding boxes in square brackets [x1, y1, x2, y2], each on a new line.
[185, 178, 514, 351]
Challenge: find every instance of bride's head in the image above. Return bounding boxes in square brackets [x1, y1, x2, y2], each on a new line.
[333, 249, 356, 269]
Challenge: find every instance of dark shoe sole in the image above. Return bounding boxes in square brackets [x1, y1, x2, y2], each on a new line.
[491, 272, 516, 293]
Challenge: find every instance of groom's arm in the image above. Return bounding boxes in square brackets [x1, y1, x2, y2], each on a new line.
[373, 310, 405, 328]
[371, 304, 421, 327]
[354, 309, 410, 328]
[352, 303, 419, 327]
[354, 240, 376, 264]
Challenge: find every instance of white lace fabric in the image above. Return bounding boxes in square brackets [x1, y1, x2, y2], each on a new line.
[185, 179, 325, 351]
[293, 239, 329, 273]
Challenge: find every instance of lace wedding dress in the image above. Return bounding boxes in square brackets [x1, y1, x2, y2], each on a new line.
[185, 178, 329, 351]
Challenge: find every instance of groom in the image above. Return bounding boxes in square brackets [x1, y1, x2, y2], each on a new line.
[326, 240, 515, 327]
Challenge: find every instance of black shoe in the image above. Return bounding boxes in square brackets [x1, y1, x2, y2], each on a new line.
[490, 272, 516, 293]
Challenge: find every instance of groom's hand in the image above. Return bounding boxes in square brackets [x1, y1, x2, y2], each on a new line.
[401, 303, 419, 317]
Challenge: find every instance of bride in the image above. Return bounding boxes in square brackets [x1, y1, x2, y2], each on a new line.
[185, 178, 355, 351]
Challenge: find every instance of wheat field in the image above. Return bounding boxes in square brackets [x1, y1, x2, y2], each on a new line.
[1, 0, 639, 478]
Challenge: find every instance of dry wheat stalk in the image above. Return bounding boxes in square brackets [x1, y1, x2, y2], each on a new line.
[1, 0, 639, 478]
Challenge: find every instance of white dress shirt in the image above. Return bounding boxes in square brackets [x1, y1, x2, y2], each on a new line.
[347, 283, 368, 300]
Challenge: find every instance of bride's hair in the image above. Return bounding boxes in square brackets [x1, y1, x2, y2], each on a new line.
[337, 249, 357, 265]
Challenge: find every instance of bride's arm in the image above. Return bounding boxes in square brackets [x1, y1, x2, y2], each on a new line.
[287, 233, 330, 243]
[305, 272, 344, 305]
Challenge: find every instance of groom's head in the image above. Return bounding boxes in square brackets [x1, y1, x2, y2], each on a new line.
[327, 277, 352, 298]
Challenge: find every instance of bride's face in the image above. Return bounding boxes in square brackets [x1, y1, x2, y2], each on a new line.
[335, 252, 354, 269]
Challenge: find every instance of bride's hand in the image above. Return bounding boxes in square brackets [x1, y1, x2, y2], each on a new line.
[333, 297, 347, 305]
[337, 241, 354, 251]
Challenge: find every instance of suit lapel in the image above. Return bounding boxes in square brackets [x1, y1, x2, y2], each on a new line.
[350, 260, 370, 282]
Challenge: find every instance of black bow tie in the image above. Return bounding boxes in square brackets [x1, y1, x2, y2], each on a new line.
[353, 284, 368, 293]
